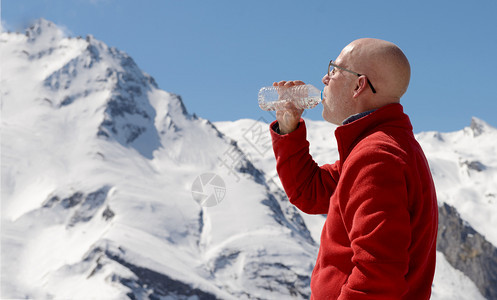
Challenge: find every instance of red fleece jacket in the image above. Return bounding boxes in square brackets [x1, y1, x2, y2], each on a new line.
[270, 104, 438, 300]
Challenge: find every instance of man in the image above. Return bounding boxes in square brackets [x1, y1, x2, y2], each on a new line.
[270, 38, 438, 299]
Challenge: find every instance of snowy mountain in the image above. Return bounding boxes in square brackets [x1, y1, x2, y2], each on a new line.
[1, 19, 495, 300]
[1, 19, 315, 299]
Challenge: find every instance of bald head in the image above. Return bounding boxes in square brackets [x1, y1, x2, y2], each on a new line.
[340, 38, 411, 101]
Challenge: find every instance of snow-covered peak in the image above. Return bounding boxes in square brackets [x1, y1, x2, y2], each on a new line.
[25, 18, 66, 46]
[1, 19, 193, 159]
[468, 117, 495, 137]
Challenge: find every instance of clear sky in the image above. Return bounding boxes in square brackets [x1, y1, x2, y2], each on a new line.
[2, 0, 497, 133]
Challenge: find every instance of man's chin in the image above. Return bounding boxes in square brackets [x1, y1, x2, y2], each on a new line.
[322, 110, 332, 124]
[322, 110, 340, 126]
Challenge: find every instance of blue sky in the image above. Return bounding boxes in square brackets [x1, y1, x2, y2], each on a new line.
[2, 0, 497, 133]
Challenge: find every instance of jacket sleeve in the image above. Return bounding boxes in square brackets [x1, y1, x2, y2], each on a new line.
[337, 144, 411, 299]
[270, 119, 339, 215]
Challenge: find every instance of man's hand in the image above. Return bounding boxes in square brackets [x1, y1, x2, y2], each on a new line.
[273, 80, 305, 134]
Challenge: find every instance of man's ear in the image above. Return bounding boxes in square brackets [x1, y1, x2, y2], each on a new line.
[353, 76, 368, 98]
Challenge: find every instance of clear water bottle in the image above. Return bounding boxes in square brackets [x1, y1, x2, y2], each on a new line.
[258, 84, 322, 111]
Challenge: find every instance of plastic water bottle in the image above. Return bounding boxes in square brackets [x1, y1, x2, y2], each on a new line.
[258, 84, 322, 111]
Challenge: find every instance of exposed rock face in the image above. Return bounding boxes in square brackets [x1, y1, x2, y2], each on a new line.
[437, 203, 497, 299]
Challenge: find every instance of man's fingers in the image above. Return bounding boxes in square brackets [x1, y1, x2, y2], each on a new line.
[273, 80, 305, 87]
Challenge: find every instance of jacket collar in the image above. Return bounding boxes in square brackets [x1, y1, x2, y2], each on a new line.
[334, 103, 413, 162]
[342, 109, 377, 125]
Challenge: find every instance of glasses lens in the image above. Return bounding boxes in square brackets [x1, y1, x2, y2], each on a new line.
[328, 61, 334, 77]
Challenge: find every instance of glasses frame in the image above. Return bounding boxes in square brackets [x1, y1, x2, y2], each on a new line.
[328, 60, 377, 93]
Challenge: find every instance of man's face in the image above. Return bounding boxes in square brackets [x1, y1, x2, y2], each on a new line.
[321, 53, 356, 125]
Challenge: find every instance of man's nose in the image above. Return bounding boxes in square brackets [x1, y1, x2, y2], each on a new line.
[322, 73, 330, 85]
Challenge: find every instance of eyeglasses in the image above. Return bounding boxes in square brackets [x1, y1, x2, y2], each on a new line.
[328, 60, 376, 93]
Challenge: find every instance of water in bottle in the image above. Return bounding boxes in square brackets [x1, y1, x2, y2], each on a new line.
[258, 84, 322, 111]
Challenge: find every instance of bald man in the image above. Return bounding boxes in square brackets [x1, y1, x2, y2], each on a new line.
[270, 38, 438, 299]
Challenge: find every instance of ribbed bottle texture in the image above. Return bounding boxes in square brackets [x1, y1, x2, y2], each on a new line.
[258, 84, 322, 111]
